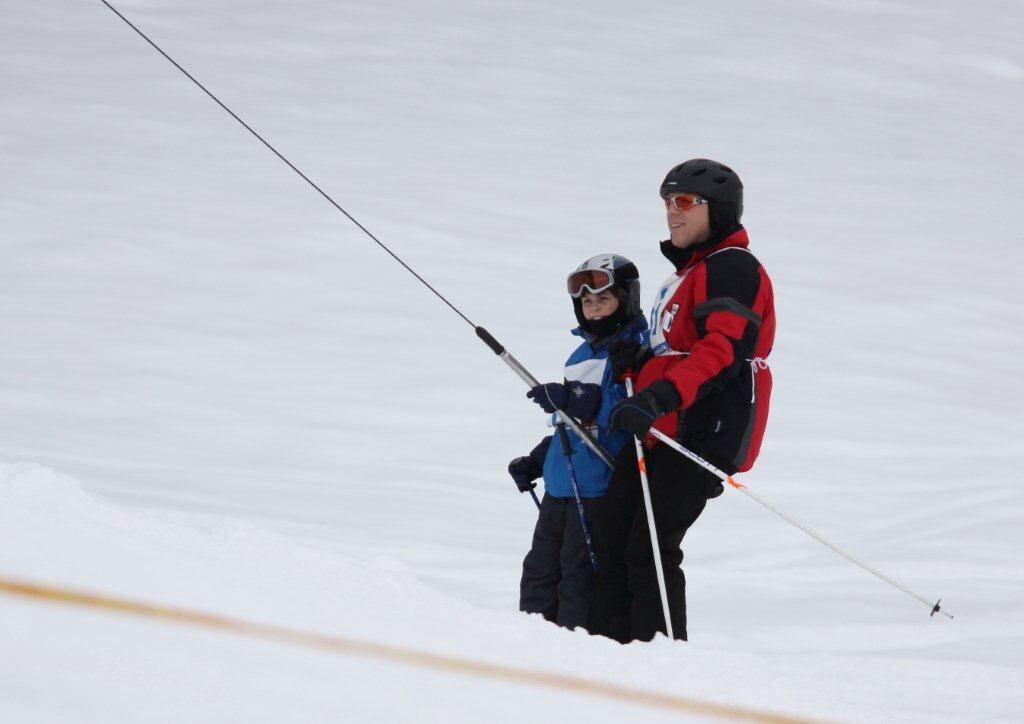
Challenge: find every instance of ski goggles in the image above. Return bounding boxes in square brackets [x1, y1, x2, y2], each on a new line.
[664, 192, 709, 211]
[567, 268, 616, 298]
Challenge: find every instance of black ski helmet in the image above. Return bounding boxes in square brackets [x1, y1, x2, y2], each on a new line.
[568, 253, 641, 339]
[660, 158, 744, 235]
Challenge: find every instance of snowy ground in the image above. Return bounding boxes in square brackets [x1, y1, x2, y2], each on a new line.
[3, 0, 1024, 721]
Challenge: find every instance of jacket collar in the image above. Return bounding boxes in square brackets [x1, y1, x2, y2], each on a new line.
[660, 226, 749, 273]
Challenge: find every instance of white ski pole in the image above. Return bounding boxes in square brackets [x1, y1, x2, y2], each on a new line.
[645, 428, 953, 619]
[624, 378, 675, 639]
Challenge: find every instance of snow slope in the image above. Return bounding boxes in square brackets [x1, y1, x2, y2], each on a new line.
[2, 0, 1023, 721]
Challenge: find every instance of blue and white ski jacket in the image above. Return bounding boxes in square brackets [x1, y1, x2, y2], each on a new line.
[541, 315, 649, 498]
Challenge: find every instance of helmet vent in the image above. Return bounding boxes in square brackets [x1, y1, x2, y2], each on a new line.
[713, 176, 728, 183]
[692, 168, 707, 176]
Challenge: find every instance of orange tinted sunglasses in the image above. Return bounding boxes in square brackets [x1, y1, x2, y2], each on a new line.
[665, 193, 709, 211]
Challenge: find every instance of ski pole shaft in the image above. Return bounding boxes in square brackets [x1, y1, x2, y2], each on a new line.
[625, 378, 674, 639]
[510, 480, 540, 509]
[645, 428, 953, 619]
[556, 425, 599, 573]
[476, 327, 616, 470]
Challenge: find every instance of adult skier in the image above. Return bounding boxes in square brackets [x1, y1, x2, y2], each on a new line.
[587, 159, 776, 643]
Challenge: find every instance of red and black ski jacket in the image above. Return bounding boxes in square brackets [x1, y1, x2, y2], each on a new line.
[637, 227, 775, 474]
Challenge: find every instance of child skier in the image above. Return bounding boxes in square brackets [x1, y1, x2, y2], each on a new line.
[508, 254, 649, 630]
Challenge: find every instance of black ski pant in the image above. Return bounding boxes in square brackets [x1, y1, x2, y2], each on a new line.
[586, 443, 716, 643]
[520, 493, 603, 630]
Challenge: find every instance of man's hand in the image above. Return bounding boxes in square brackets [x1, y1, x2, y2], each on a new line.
[608, 339, 652, 381]
[608, 379, 682, 438]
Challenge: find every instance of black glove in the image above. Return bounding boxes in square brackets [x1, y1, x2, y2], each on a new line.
[527, 382, 601, 420]
[508, 436, 552, 493]
[607, 339, 652, 381]
[526, 382, 566, 413]
[608, 379, 682, 439]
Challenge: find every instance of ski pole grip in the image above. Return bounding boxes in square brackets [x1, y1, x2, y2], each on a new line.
[555, 423, 573, 455]
[475, 326, 505, 355]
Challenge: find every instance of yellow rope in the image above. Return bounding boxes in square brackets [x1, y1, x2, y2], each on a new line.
[0, 577, 819, 724]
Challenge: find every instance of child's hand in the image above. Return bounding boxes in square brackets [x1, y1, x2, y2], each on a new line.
[528, 382, 601, 421]
[508, 456, 541, 492]
[508, 436, 551, 493]
[527, 382, 568, 413]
